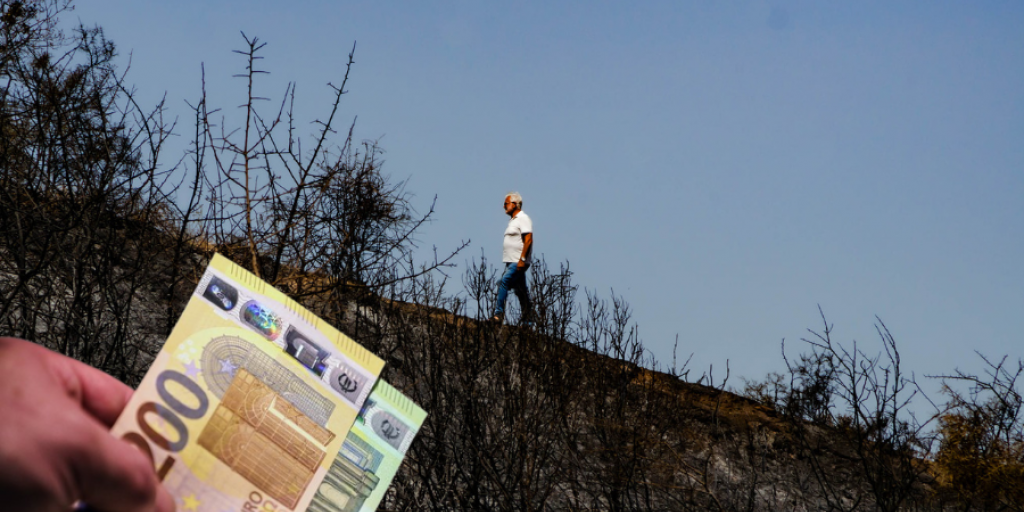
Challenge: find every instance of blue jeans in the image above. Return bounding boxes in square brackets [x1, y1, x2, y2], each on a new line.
[495, 262, 531, 318]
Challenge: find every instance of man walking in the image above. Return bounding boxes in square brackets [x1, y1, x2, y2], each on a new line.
[493, 191, 533, 324]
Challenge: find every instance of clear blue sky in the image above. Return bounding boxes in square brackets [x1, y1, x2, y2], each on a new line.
[71, 1, 1023, 401]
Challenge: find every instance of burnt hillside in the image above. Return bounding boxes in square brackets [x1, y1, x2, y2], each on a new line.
[2, 2, 1021, 508]
[6, 229, 1019, 510]
[324, 281, 920, 511]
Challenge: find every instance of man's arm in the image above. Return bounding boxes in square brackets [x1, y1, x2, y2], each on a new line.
[517, 232, 533, 269]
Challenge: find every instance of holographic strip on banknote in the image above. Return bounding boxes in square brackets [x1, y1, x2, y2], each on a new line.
[109, 254, 384, 512]
[196, 264, 377, 409]
[308, 380, 427, 512]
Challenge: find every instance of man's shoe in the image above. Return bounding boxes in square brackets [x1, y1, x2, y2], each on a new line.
[490, 313, 504, 324]
[519, 312, 534, 328]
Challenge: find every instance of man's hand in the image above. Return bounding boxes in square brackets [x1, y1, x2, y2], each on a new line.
[518, 232, 533, 269]
[0, 337, 176, 512]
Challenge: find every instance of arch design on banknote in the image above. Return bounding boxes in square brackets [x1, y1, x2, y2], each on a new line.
[201, 334, 335, 426]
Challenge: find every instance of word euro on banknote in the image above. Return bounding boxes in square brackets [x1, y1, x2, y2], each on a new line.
[309, 380, 427, 512]
[109, 254, 384, 512]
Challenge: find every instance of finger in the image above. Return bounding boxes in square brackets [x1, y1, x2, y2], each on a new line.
[7, 337, 135, 427]
[72, 423, 173, 512]
[54, 351, 135, 427]
[150, 482, 176, 512]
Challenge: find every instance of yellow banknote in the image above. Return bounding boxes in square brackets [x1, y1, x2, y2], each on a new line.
[308, 380, 427, 512]
[110, 254, 384, 511]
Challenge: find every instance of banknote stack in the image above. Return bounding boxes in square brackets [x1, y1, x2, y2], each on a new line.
[109, 254, 426, 512]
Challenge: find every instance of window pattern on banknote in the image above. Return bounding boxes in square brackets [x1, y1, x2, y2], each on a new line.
[198, 368, 336, 510]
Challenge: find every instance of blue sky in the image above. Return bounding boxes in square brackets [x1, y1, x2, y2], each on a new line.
[72, 1, 1023, 402]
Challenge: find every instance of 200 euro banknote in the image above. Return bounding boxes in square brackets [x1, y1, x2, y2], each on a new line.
[109, 254, 384, 511]
[308, 380, 427, 512]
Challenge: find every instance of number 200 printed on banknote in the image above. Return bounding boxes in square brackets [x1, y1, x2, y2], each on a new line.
[109, 254, 384, 511]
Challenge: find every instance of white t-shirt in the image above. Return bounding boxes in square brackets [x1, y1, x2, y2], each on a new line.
[502, 212, 533, 263]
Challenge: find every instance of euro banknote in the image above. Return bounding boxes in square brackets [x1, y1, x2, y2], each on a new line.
[308, 380, 427, 512]
[109, 254, 385, 512]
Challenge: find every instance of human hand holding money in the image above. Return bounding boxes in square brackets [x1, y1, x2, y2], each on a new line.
[108, 255, 385, 511]
[0, 336, 175, 512]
